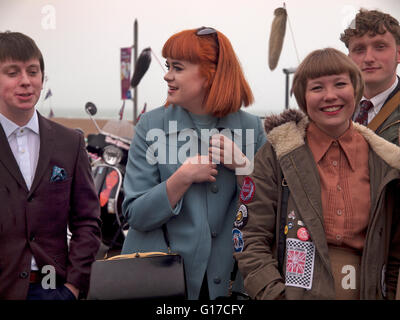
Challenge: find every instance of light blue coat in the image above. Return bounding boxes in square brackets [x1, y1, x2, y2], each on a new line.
[121, 105, 266, 299]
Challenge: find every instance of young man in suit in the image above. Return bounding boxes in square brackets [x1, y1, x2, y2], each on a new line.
[341, 9, 400, 145]
[0, 31, 101, 300]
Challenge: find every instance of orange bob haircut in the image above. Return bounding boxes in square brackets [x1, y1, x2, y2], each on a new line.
[162, 28, 254, 117]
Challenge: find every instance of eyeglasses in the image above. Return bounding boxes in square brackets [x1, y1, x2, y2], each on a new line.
[196, 26, 217, 36]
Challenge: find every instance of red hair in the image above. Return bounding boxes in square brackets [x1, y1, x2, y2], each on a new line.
[162, 28, 253, 117]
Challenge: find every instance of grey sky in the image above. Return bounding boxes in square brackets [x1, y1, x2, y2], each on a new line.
[1, 0, 399, 120]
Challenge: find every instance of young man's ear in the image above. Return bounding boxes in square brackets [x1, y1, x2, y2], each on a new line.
[397, 44, 400, 64]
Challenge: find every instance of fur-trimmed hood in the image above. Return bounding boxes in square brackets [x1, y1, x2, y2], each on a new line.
[264, 109, 400, 170]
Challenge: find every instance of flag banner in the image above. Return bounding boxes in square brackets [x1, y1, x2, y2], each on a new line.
[136, 103, 147, 122]
[119, 100, 126, 120]
[44, 89, 52, 100]
[121, 47, 132, 100]
[48, 107, 54, 118]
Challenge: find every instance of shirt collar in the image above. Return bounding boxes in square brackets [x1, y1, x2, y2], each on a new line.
[362, 77, 399, 110]
[307, 121, 357, 171]
[0, 110, 39, 138]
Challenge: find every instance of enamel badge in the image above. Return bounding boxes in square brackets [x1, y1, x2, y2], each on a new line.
[288, 210, 296, 220]
[297, 227, 310, 241]
[240, 177, 255, 204]
[232, 228, 244, 252]
[234, 204, 248, 229]
[285, 238, 315, 290]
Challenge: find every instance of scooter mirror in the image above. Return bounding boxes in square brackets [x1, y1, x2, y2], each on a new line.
[85, 102, 97, 116]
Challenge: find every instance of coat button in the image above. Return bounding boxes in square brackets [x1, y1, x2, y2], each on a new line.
[213, 277, 221, 284]
[211, 232, 217, 238]
[27, 195, 34, 202]
[19, 271, 28, 279]
[210, 184, 219, 193]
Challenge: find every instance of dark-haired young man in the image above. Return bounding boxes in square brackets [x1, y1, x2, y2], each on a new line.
[341, 9, 400, 145]
[0, 31, 101, 300]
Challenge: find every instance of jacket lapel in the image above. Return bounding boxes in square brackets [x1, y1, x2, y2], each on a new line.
[29, 113, 55, 196]
[0, 124, 28, 191]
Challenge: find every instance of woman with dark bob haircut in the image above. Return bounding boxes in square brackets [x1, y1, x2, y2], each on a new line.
[234, 47, 400, 300]
[121, 27, 266, 299]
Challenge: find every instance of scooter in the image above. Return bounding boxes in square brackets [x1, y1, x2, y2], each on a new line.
[84, 102, 133, 250]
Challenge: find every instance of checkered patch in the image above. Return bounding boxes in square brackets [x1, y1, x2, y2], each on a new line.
[285, 238, 315, 290]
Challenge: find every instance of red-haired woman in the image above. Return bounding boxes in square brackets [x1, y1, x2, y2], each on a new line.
[121, 27, 266, 299]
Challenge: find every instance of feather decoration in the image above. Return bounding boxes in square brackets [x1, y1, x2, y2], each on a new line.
[268, 7, 287, 71]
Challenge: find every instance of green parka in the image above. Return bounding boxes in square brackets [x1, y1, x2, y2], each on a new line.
[235, 109, 400, 300]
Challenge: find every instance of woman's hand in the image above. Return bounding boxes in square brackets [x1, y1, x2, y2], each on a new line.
[209, 134, 250, 173]
[180, 154, 218, 184]
[166, 154, 218, 208]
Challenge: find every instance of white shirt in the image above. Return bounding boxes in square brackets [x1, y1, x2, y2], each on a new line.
[0, 111, 40, 270]
[353, 77, 399, 124]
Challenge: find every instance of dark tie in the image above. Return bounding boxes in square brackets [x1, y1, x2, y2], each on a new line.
[354, 100, 374, 126]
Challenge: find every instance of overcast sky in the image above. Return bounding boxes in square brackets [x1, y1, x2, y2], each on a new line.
[1, 0, 400, 120]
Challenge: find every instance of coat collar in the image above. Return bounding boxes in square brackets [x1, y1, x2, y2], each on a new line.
[0, 122, 28, 191]
[0, 111, 55, 193]
[267, 110, 400, 170]
[163, 105, 242, 134]
[28, 112, 55, 195]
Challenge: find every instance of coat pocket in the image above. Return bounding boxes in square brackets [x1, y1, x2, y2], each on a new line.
[43, 178, 72, 206]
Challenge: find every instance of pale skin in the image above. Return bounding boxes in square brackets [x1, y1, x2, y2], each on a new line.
[305, 73, 355, 138]
[348, 30, 400, 99]
[0, 58, 79, 299]
[164, 58, 249, 208]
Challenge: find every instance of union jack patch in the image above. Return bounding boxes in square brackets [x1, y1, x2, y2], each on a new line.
[285, 238, 315, 290]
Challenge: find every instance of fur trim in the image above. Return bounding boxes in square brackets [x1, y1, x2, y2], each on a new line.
[267, 115, 309, 160]
[353, 122, 400, 170]
[264, 109, 306, 133]
[265, 109, 400, 169]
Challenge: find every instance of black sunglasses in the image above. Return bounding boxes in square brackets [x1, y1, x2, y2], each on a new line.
[196, 26, 217, 36]
[196, 26, 219, 52]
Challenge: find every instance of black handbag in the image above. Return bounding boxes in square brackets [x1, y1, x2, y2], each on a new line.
[87, 225, 187, 300]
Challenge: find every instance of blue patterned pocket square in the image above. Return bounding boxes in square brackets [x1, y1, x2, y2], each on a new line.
[50, 165, 67, 182]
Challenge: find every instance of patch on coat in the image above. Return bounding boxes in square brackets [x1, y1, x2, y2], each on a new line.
[234, 204, 248, 229]
[285, 238, 315, 290]
[232, 228, 244, 252]
[239, 177, 255, 204]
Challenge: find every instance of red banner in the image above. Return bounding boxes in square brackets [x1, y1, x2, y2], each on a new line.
[120, 47, 132, 100]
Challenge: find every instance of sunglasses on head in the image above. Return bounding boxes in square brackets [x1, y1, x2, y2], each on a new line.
[196, 26, 219, 51]
[196, 26, 217, 36]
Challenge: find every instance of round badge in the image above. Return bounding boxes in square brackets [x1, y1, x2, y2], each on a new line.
[240, 177, 255, 204]
[232, 228, 244, 252]
[284, 225, 288, 235]
[288, 222, 294, 229]
[234, 204, 248, 229]
[297, 227, 310, 241]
